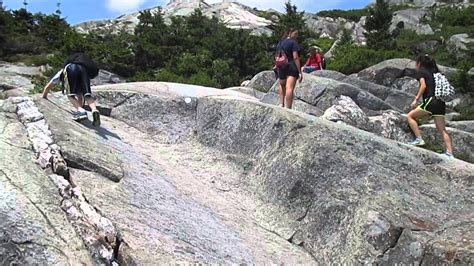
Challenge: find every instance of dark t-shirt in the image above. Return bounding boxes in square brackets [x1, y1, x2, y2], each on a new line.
[278, 38, 299, 62]
[416, 68, 436, 100]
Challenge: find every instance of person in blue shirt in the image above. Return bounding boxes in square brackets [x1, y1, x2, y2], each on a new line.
[275, 28, 303, 109]
[42, 58, 101, 127]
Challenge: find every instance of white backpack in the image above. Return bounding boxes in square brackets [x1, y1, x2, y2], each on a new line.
[433, 72, 455, 102]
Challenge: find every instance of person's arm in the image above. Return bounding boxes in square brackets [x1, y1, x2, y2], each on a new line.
[42, 69, 62, 99]
[294, 51, 303, 83]
[317, 54, 323, 70]
[412, 78, 426, 109]
[42, 81, 55, 99]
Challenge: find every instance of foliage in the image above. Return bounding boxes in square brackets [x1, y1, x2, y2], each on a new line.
[1, 7, 273, 89]
[302, 38, 334, 53]
[271, 1, 312, 42]
[365, 0, 395, 50]
[328, 43, 408, 74]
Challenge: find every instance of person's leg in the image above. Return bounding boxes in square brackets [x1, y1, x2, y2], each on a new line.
[67, 95, 83, 109]
[76, 94, 84, 108]
[278, 79, 287, 107]
[433, 116, 453, 154]
[407, 108, 429, 138]
[285, 76, 298, 109]
[84, 96, 97, 111]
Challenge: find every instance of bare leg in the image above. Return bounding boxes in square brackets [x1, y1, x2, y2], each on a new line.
[68, 96, 83, 110]
[433, 116, 453, 154]
[76, 94, 84, 108]
[278, 79, 287, 107]
[285, 76, 298, 109]
[407, 108, 429, 138]
[84, 96, 98, 112]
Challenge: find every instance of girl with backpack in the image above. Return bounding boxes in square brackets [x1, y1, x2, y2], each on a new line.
[407, 54, 454, 158]
[274, 28, 303, 109]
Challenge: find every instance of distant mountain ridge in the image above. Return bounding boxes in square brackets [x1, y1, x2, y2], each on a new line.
[75, 0, 273, 36]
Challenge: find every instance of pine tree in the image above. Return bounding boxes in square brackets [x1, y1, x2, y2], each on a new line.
[272, 1, 308, 42]
[364, 0, 395, 50]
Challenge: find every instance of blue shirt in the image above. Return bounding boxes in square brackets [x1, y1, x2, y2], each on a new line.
[278, 38, 299, 62]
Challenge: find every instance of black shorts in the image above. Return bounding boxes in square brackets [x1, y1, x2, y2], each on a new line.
[64, 63, 92, 97]
[277, 62, 300, 80]
[418, 97, 446, 116]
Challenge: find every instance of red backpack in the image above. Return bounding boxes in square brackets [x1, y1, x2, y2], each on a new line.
[275, 42, 288, 68]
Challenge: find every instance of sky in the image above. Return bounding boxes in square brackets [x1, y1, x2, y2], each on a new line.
[2, 0, 373, 25]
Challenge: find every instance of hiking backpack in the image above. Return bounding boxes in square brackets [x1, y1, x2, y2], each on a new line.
[433, 72, 455, 102]
[274, 42, 288, 68]
[64, 53, 100, 79]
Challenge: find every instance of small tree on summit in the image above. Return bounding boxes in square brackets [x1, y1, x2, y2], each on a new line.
[272, 1, 308, 42]
[364, 0, 395, 50]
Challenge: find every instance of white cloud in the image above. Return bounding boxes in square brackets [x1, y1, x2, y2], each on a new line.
[106, 0, 150, 13]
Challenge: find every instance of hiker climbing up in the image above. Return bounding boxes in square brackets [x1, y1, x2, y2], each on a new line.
[274, 28, 303, 109]
[42, 52, 101, 127]
[407, 54, 454, 158]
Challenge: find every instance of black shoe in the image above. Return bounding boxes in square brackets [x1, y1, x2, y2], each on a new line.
[92, 110, 101, 127]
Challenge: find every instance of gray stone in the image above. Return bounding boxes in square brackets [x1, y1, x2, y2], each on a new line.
[356, 58, 459, 86]
[321, 95, 372, 131]
[391, 9, 434, 35]
[448, 33, 474, 51]
[0, 62, 41, 92]
[195, 96, 474, 264]
[261, 92, 324, 117]
[369, 110, 413, 142]
[246, 70, 277, 93]
[310, 69, 347, 81]
[270, 75, 395, 112]
[0, 109, 94, 265]
[226, 86, 265, 100]
[446, 120, 474, 134]
[420, 124, 474, 163]
[390, 77, 419, 95]
[91, 69, 126, 86]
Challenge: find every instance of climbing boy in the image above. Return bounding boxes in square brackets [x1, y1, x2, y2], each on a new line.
[42, 53, 101, 127]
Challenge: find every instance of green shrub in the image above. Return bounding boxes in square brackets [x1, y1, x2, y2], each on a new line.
[303, 38, 334, 53]
[328, 44, 410, 74]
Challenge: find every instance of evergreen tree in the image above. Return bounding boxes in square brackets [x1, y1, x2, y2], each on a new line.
[364, 0, 395, 50]
[272, 1, 308, 42]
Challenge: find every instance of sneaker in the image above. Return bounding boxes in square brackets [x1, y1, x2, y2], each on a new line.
[92, 110, 101, 127]
[72, 111, 88, 121]
[443, 151, 454, 159]
[409, 138, 425, 146]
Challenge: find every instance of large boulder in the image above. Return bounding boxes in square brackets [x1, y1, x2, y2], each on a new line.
[321, 95, 373, 131]
[446, 120, 474, 134]
[196, 96, 474, 264]
[420, 124, 474, 163]
[310, 69, 347, 81]
[225, 86, 265, 100]
[356, 58, 459, 87]
[91, 69, 126, 86]
[391, 9, 434, 35]
[246, 70, 277, 93]
[447, 33, 474, 60]
[261, 93, 324, 117]
[369, 110, 413, 142]
[0, 62, 41, 92]
[269, 75, 395, 113]
[390, 76, 419, 95]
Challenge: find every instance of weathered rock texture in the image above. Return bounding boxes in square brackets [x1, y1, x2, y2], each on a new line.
[1, 81, 472, 264]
